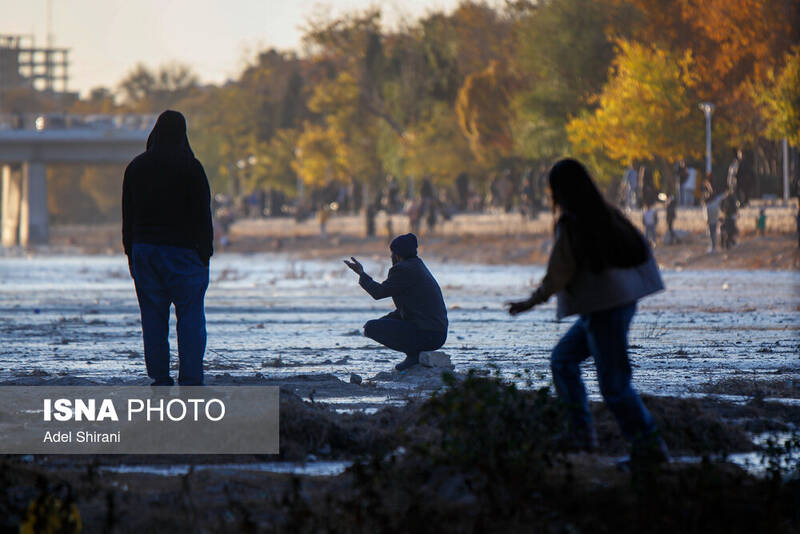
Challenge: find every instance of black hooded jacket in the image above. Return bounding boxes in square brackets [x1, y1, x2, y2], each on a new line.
[358, 257, 448, 334]
[122, 110, 213, 264]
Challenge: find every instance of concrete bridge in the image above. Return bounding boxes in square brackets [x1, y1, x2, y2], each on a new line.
[0, 114, 150, 246]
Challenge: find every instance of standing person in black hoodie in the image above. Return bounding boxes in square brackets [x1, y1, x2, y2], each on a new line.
[344, 233, 448, 371]
[506, 158, 668, 466]
[122, 110, 213, 386]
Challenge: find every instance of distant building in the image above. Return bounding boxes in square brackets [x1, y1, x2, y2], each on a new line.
[0, 34, 74, 99]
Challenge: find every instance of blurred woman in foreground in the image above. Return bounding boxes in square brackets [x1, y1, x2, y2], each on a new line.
[507, 158, 669, 465]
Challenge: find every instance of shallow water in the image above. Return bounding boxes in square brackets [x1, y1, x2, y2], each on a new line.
[0, 253, 797, 400]
[98, 460, 352, 477]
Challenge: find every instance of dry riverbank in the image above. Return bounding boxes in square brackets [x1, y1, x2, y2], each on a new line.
[40, 222, 800, 270]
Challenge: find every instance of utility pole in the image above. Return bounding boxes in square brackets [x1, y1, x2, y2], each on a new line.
[698, 102, 714, 177]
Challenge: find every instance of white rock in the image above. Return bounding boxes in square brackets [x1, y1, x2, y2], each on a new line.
[420, 351, 452, 368]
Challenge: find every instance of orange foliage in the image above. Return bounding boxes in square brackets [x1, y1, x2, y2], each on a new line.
[456, 61, 514, 165]
[621, 0, 798, 99]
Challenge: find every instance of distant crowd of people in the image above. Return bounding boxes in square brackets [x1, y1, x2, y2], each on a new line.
[210, 166, 557, 242]
[620, 149, 800, 252]
[208, 146, 799, 253]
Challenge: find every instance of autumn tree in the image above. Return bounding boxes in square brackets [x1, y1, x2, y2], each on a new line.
[251, 128, 301, 194]
[70, 87, 118, 114]
[752, 46, 800, 147]
[393, 103, 476, 184]
[117, 62, 199, 112]
[619, 0, 800, 145]
[567, 40, 702, 182]
[456, 61, 514, 165]
[292, 123, 349, 188]
[510, 0, 630, 161]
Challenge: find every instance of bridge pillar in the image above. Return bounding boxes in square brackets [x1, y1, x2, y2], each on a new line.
[1, 164, 22, 247]
[19, 161, 48, 246]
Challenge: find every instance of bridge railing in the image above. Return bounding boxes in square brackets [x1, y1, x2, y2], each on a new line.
[0, 113, 158, 132]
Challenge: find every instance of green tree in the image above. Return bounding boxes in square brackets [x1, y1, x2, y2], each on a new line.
[510, 0, 629, 161]
[80, 165, 125, 219]
[396, 102, 476, 183]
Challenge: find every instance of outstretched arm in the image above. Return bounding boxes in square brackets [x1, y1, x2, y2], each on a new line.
[344, 257, 411, 300]
[506, 223, 576, 316]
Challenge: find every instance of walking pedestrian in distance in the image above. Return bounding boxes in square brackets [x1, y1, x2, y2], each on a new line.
[796, 206, 800, 248]
[665, 194, 677, 244]
[704, 189, 723, 253]
[756, 208, 766, 237]
[642, 204, 658, 247]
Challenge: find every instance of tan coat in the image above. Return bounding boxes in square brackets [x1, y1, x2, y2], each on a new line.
[530, 222, 664, 319]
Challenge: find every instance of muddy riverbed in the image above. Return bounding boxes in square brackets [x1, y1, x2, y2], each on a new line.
[0, 253, 798, 531]
[0, 253, 797, 406]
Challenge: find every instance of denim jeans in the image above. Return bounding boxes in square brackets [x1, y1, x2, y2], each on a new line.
[131, 243, 209, 385]
[550, 302, 657, 443]
[364, 317, 446, 358]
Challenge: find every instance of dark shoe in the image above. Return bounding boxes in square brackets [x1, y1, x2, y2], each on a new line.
[618, 434, 671, 471]
[395, 353, 419, 371]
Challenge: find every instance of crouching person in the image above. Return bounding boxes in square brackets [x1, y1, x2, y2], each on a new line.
[344, 233, 448, 371]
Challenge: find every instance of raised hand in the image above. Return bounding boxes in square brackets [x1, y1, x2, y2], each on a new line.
[343, 256, 364, 275]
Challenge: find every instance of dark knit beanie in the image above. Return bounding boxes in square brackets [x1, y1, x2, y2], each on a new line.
[390, 233, 418, 258]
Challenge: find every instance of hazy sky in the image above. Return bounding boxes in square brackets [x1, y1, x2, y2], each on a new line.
[3, 0, 463, 97]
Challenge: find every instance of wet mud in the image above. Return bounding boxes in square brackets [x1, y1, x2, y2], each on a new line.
[0, 254, 796, 406]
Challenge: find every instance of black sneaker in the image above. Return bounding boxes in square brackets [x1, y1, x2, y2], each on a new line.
[618, 434, 671, 471]
[395, 353, 419, 371]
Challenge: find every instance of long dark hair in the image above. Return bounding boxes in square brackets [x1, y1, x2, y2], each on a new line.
[549, 158, 648, 272]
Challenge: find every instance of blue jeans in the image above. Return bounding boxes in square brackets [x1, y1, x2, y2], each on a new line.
[131, 243, 209, 385]
[364, 317, 446, 358]
[550, 302, 656, 443]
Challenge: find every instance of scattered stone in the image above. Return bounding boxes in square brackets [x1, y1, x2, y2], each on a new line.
[420, 351, 453, 369]
[350, 373, 362, 385]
